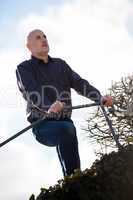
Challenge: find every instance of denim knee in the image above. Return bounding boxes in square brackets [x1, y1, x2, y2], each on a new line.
[32, 125, 58, 147]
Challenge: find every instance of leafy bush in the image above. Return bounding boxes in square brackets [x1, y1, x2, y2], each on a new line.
[30, 145, 133, 200]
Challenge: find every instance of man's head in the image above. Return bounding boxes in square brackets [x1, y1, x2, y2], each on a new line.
[26, 29, 49, 56]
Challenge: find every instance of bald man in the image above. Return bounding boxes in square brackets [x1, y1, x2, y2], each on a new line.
[16, 29, 112, 176]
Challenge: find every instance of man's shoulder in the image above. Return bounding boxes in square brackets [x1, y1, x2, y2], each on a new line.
[51, 57, 64, 63]
[17, 59, 32, 70]
[51, 57, 69, 69]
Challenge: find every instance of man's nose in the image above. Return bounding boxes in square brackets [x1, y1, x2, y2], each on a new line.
[42, 37, 47, 42]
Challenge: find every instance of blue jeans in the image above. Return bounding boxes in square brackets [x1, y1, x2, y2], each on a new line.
[32, 119, 81, 176]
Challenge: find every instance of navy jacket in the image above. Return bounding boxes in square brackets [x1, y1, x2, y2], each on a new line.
[16, 55, 101, 122]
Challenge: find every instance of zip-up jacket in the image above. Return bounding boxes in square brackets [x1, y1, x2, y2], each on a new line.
[16, 55, 102, 122]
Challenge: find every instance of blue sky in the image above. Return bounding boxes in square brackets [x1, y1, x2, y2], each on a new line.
[0, 0, 64, 50]
[1, 0, 133, 199]
[1, 0, 64, 20]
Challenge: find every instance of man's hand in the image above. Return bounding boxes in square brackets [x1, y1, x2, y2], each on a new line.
[101, 96, 113, 107]
[48, 101, 65, 113]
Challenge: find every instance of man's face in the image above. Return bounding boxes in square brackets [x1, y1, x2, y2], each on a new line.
[27, 30, 49, 55]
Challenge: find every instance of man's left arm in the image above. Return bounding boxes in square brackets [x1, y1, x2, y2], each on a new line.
[64, 61, 112, 106]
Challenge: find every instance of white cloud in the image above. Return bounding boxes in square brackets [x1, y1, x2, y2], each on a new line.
[1, 0, 133, 199]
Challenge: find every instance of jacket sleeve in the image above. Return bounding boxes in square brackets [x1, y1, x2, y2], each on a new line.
[16, 64, 50, 108]
[64, 61, 102, 103]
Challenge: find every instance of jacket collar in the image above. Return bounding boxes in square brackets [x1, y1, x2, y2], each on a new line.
[31, 55, 53, 64]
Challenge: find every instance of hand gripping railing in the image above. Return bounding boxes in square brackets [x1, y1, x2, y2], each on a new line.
[0, 102, 122, 149]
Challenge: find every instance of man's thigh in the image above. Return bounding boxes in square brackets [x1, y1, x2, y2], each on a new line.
[32, 120, 76, 146]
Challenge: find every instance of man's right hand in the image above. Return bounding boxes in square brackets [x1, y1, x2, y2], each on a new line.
[48, 101, 65, 114]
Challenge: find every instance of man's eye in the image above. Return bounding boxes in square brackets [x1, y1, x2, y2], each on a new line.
[36, 35, 41, 40]
[43, 34, 47, 39]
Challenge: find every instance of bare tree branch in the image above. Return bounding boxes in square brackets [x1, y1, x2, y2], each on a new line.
[83, 74, 133, 154]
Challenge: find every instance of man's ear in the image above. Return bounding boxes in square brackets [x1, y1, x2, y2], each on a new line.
[26, 42, 30, 50]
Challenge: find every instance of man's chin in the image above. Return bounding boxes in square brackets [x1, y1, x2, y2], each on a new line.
[38, 51, 49, 56]
[42, 48, 49, 54]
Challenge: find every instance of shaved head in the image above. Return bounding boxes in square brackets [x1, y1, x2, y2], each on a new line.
[27, 29, 44, 44]
[26, 29, 49, 57]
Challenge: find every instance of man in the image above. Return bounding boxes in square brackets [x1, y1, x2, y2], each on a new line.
[16, 29, 112, 177]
